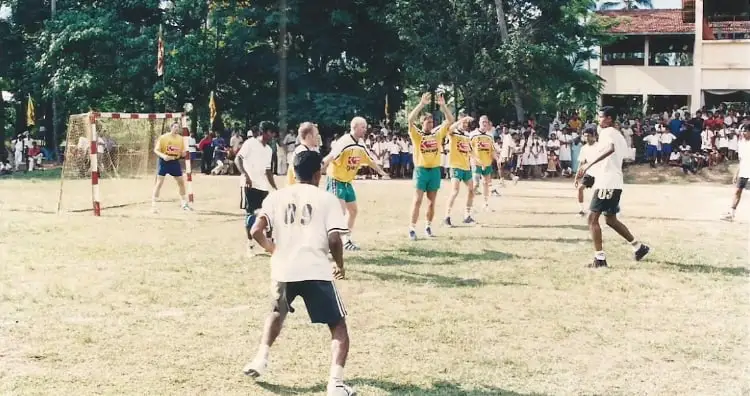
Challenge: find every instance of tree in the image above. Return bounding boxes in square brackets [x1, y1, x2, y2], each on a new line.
[598, 0, 654, 10]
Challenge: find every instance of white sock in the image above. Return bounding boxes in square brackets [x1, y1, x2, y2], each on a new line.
[578, 202, 585, 211]
[595, 251, 606, 260]
[425, 221, 431, 229]
[180, 195, 187, 205]
[409, 224, 416, 232]
[731, 208, 736, 216]
[343, 234, 351, 244]
[445, 206, 452, 217]
[255, 344, 270, 361]
[330, 364, 344, 384]
[465, 207, 472, 217]
[630, 239, 642, 252]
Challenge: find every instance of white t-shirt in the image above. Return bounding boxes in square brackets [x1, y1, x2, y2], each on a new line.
[388, 142, 400, 155]
[701, 130, 714, 150]
[590, 127, 628, 190]
[644, 134, 660, 147]
[717, 130, 729, 148]
[659, 133, 676, 145]
[237, 137, 273, 191]
[259, 183, 348, 282]
[738, 141, 750, 178]
[188, 136, 197, 153]
[559, 134, 572, 161]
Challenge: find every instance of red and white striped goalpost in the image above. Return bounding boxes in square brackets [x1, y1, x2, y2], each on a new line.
[87, 111, 194, 216]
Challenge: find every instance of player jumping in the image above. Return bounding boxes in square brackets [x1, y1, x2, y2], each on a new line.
[243, 150, 355, 396]
[721, 124, 750, 222]
[322, 116, 389, 251]
[444, 115, 475, 226]
[236, 121, 279, 257]
[575, 127, 598, 216]
[286, 122, 320, 186]
[575, 106, 650, 268]
[406, 92, 454, 240]
[151, 122, 191, 213]
[470, 115, 500, 211]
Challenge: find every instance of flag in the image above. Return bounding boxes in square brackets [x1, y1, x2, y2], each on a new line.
[26, 94, 35, 126]
[157, 25, 164, 77]
[384, 94, 389, 121]
[209, 91, 217, 124]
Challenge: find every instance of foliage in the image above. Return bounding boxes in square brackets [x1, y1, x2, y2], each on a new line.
[0, 0, 613, 148]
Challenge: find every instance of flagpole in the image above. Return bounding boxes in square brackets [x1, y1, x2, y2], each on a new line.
[51, 0, 59, 162]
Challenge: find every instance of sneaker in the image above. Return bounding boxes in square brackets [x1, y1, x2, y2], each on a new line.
[491, 189, 500, 197]
[327, 382, 357, 396]
[463, 216, 475, 224]
[246, 242, 256, 258]
[634, 244, 650, 261]
[151, 206, 159, 214]
[425, 227, 434, 237]
[344, 241, 360, 251]
[578, 210, 586, 217]
[408, 230, 417, 241]
[242, 358, 267, 378]
[587, 258, 608, 268]
[443, 217, 453, 227]
[720, 212, 734, 222]
[512, 175, 519, 185]
[181, 203, 193, 211]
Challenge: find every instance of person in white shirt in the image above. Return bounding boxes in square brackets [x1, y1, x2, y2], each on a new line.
[701, 127, 714, 152]
[574, 128, 598, 216]
[235, 121, 279, 256]
[387, 136, 401, 178]
[716, 127, 729, 159]
[643, 129, 660, 167]
[243, 150, 355, 396]
[558, 129, 573, 176]
[659, 129, 676, 164]
[721, 125, 750, 222]
[728, 128, 739, 160]
[575, 106, 650, 268]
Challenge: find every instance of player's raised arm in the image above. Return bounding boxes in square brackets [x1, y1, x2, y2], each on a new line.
[436, 93, 454, 126]
[408, 93, 431, 126]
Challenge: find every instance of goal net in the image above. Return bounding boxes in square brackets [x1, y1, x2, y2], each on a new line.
[58, 112, 192, 215]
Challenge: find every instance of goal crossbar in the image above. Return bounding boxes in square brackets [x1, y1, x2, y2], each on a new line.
[59, 111, 195, 216]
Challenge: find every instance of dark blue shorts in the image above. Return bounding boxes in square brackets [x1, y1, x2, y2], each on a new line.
[157, 158, 183, 177]
[646, 145, 658, 158]
[662, 144, 672, 154]
[390, 154, 400, 166]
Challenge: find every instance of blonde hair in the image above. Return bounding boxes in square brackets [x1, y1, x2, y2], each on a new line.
[350, 116, 367, 131]
[298, 122, 317, 139]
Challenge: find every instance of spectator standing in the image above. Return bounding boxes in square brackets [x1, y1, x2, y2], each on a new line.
[198, 132, 214, 174]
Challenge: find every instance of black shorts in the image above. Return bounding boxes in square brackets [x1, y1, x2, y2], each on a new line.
[738, 177, 748, 189]
[241, 187, 268, 214]
[582, 174, 595, 188]
[271, 280, 346, 325]
[590, 188, 622, 216]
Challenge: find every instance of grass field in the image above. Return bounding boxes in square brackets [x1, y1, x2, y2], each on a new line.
[1, 173, 748, 396]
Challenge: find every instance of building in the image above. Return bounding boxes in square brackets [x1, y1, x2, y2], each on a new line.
[597, 0, 750, 115]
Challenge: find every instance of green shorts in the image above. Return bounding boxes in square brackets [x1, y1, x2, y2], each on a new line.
[474, 166, 493, 176]
[326, 177, 356, 203]
[414, 166, 441, 192]
[450, 168, 473, 183]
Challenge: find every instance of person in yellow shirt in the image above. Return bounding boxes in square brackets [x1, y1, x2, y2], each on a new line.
[444, 115, 475, 226]
[151, 122, 191, 213]
[406, 92, 454, 240]
[470, 115, 500, 211]
[322, 116, 389, 251]
[286, 122, 321, 186]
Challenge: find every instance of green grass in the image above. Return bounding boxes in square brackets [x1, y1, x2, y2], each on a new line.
[0, 175, 748, 395]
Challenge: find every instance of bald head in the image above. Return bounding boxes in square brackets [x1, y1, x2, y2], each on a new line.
[350, 116, 367, 139]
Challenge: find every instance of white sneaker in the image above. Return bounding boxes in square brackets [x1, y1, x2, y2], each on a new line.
[181, 203, 193, 211]
[327, 382, 356, 396]
[720, 212, 734, 222]
[512, 175, 519, 185]
[242, 358, 267, 378]
[151, 205, 159, 214]
[246, 242, 256, 258]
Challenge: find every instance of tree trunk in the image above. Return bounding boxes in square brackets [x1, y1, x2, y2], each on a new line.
[492, 0, 525, 122]
[0, 92, 5, 162]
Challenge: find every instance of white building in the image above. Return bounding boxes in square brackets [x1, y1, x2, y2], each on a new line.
[597, 0, 750, 114]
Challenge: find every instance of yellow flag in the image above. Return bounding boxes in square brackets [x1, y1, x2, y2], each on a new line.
[209, 91, 217, 125]
[384, 94, 389, 121]
[26, 95, 35, 126]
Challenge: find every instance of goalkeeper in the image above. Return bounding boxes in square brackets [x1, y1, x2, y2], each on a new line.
[151, 122, 192, 213]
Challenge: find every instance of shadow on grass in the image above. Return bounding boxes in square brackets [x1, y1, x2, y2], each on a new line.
[508, 209, 719, 224]
[481, 224, 589, 231]
[662, 261, 749, 277]
[258, 379, 546, 395]
[0, 167, 62, 180]
[358, 269, 527, 288]
[357, 247, 521, 266]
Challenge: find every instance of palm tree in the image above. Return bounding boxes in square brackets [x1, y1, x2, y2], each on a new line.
[598, 0, 654, 10]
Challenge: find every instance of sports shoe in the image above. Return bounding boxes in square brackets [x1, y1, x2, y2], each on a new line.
[587, 258, 608, 268]
[327, 382, 357, 396]
[720, 212, 734, 222]
[634, 244, 650, 261]
[463, 216, 475, 224]
[344, 241, 360, 251]
[408, 230, 417, 241]
[491, 189, 500, 197]
[151, 206, 159, 214]
[242, 358, 267, 378]
[443, 217, 453, 227]
[246, 241, 256, 258]
[425, 227, 434, 237]
[578, 210, 586, 217]
[512, 175, 520, 185]
[181, 203, 193, 211]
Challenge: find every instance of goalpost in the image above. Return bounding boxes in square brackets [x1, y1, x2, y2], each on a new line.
[58, 112, 195, 216]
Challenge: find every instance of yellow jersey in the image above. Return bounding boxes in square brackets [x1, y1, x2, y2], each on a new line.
[326, 134, 375, 183]
[286, 144, 318, 185]
[448, 130, 472, 171]
[156, 132, 185, 158]
[469, 130, 495, 167]
[408, 123, 449, 169]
